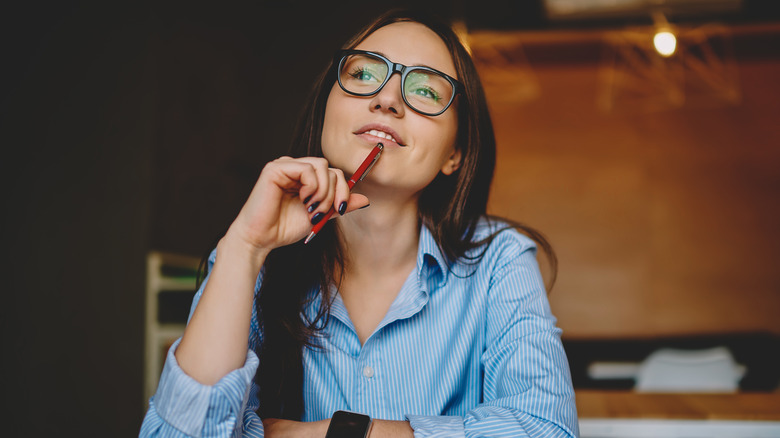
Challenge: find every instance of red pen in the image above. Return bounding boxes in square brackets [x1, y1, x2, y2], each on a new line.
[304, 143, 384, 244]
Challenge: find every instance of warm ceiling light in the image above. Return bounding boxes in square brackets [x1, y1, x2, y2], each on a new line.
[653, 30, 677, 57]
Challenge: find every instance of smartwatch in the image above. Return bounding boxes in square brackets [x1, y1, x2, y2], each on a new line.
[325, 410, 372, 438]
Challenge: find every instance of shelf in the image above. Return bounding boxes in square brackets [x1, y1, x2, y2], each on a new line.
[154, 277, 198, 291]
[144, 251, 201, 407]
[156, 324, 186, 341]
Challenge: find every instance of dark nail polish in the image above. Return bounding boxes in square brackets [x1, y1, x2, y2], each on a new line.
[307, 201, 320, 213]
[359, 203, 370, 210]
[303, 195, 312, 205]
[311, 212, 325, 225]
[338, 201, 347, 216]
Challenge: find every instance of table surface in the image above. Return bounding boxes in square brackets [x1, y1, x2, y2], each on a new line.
[575, 390, 780, 421]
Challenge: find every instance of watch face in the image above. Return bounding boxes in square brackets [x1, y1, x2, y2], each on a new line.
[327, 411, 371, 438]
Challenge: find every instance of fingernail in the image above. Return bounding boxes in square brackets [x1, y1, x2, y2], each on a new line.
[359, 203, 370, 210]
[311, 212, 325, 225]
[307, 201, 320, 213]
[303, 195, 312, 205]
[338, 201, 347, 216]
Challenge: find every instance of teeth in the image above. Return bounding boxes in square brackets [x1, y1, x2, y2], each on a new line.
[367, 129, 396, 143]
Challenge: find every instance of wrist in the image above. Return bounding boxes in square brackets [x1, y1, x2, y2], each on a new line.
[218, 228, 271, 272]
[325, 411, 372, 438]
[261, 418, 329, 438]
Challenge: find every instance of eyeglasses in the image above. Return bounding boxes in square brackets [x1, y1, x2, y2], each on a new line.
[335, 49, 464, 117]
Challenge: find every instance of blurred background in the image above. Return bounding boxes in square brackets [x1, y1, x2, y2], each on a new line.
[2, 0, 779, 435]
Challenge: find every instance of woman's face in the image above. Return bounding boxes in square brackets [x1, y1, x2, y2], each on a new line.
[321, 21, 461, 199]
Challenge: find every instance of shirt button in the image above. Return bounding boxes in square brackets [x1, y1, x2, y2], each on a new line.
[363, 366, 375, 378]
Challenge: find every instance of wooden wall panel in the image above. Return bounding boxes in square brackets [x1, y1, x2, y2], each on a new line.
[483, 59, 780, 338]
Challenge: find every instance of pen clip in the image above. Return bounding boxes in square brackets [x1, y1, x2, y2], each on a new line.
[358, 143, 383, 182]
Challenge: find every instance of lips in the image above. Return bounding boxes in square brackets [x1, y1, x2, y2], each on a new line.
[354, 124, 406, 147]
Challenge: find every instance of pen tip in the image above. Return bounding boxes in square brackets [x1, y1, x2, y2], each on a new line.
[304, 231, 316, 245]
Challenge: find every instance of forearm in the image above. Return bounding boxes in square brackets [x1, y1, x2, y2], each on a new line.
[176, 229, 270, 385]
[369, 419, 414, 438]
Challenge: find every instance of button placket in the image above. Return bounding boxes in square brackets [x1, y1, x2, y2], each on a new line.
[359, 342, 376, 381]
[356, 339, 380, 414]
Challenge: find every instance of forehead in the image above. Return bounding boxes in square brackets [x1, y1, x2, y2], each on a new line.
[354, 21, 457, 78]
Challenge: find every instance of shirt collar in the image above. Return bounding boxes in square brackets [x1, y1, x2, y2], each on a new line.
[365, 223, 448, 334]
[304, 224, 450, 338]
[416, 222, 449, 289]
[306, 223, 450, 339]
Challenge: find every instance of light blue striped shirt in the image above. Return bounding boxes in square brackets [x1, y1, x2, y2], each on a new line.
[141, 219, 579, 437]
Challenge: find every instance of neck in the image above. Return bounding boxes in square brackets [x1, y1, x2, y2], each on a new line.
[335, 197, 420, 277]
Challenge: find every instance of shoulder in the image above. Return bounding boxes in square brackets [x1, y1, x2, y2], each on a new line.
[470, 218, 548, 300]
[470, 217, 538, 259]
[441, 217, 539, 279]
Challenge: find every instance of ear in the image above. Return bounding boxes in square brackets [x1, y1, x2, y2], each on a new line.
[440, 148, 462, 176]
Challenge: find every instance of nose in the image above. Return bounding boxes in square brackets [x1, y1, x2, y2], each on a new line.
[368, 74, 405, 117]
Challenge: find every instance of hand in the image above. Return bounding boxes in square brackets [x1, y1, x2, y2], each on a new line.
[262, 418, 329, 438]
[226, 156, 370, 257]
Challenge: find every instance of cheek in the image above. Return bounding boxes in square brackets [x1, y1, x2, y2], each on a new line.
[445, 118, 459, 152]
[432, 113, 459, 161]
[321, 85, 344, 158]
[407, 114, 457, 165]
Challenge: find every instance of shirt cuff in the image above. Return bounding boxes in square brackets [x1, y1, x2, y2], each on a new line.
[406, 414, 465, 438]
[153, 337, 260, 437]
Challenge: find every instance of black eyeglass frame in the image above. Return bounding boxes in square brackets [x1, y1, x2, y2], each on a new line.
[334, 49, 464, 117]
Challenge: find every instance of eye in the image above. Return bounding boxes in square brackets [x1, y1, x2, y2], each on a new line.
[349, 67, 379, 82]
[409, 85, 441, 101]
[405, 71, 446, 103]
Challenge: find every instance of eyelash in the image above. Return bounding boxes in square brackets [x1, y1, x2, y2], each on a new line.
[414, 85, 440, 101]
[349, 67, 376, 80]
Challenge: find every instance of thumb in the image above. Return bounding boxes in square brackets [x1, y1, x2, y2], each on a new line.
[342, 193, 370, 214]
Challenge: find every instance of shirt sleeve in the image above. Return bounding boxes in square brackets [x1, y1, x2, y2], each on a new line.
[407, 234, 579, 438]
[140, 249, 266, 438]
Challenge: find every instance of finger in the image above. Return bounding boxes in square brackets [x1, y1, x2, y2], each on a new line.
[238, 159, 323, 247]
[338, 193, 370, 215]
[311, 169, 338, 220]
[295, 157, 330, 208]
[330, 168, 352, 216]
[262, 159, 319, 195]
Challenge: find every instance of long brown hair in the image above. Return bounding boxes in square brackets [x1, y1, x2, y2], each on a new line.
[255, 9, 557, 419]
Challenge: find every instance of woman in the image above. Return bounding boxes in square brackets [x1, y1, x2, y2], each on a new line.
[141, 9, 578, 438]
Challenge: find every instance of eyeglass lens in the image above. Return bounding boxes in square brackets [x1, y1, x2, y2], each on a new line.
[339, 53, 454, 115]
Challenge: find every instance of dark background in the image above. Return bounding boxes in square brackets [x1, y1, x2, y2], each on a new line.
[2, 1, 779, 435]
[1, 1, 457, 435]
